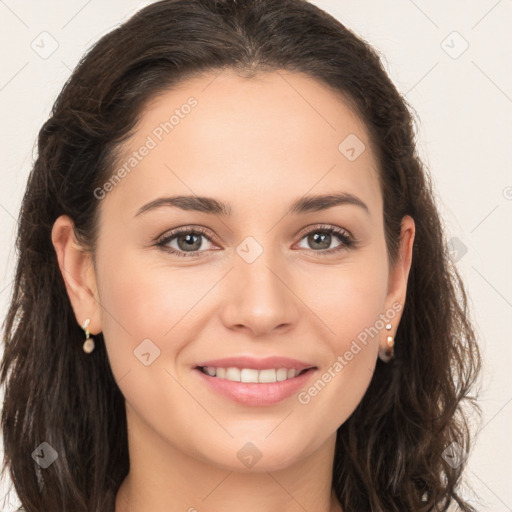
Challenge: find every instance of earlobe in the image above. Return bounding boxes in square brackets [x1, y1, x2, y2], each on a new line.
[51, 215, 101, 335]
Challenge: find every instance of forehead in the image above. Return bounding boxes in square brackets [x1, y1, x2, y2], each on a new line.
[100, 69, 382, 221]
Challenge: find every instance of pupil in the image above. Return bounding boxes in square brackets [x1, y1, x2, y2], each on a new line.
[178, 233, 201, 251]
[310, 232, 330, 250]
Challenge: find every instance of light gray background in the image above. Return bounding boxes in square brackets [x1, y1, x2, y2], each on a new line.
[1, 1, 511, 510]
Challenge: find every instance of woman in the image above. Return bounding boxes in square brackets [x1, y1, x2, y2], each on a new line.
[0, 0, 481, 510]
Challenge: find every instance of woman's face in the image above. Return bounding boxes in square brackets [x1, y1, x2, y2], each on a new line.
[60, 70, 414, 472]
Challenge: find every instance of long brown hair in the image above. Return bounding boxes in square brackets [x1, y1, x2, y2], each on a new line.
[1, 1, 482, 510]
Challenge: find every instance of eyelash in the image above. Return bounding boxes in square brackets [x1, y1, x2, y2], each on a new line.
[155, 224, 356, 258]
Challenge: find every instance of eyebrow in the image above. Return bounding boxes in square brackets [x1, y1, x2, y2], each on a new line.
[134, 192, 370, 218]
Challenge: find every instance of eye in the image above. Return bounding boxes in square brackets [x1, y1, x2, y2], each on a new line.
[295, 224, 355, 255]
[156, 223, 356, 258]
[156, 226, 217, 257]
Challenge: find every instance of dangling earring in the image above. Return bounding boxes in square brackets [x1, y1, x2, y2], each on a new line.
[81, 318, 95, 354]
[378, 323, 394, 362]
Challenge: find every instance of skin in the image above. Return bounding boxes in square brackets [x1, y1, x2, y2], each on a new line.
[51, 69, 415, 512]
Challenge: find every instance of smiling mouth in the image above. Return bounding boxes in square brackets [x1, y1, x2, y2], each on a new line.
[195, 366, 314, 383]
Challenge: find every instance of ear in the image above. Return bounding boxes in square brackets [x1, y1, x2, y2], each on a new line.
[380, 215, 415, 353]
[51, 215, 102, 335]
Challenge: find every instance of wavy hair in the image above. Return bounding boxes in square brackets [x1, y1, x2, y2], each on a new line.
[1, 0, 482, 510]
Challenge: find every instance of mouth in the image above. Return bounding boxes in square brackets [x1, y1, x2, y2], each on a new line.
[195, 365, 315, 383]
[193, 364, 318, 406]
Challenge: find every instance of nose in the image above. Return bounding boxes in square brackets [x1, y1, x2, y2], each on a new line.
[219, 251, 300, 338]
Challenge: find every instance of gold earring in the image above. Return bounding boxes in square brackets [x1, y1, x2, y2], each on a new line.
[379, 323, 394, 362]
[81, 318, 95, 354]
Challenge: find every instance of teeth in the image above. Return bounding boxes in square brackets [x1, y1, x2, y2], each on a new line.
[226, 367, 240, 382]
[200, 366, 307, 383]
[276, 368, 288, 381]
[259, 369, 277, 383]
[241, 368, 259, 383]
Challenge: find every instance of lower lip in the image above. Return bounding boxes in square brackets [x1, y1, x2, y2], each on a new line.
[193, 368, 317, 406]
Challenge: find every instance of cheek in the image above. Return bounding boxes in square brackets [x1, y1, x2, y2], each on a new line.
[291, 252, 387, 427]
[296, 252, 388, 345]
[94, 246, 219, 375]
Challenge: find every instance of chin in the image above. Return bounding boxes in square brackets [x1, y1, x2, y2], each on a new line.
[197, 438, 309, 473]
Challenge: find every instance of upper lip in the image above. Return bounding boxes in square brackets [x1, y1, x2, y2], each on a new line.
[194, 356, 317, 371]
